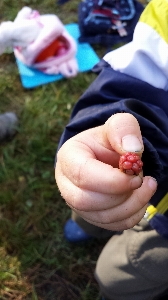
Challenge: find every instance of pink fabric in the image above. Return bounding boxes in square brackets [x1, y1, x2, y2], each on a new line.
[0, 7, 78, 77]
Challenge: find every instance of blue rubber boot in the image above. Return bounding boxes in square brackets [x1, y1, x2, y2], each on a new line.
[64, 219, 92, 242]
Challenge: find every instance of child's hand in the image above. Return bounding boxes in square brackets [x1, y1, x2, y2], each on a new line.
[55, 113, 157, 231]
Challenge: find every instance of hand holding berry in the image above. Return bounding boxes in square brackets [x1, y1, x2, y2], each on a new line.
[56, 113, 157, 231]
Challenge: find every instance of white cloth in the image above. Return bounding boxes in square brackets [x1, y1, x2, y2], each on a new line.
[104, 0, 168, 91]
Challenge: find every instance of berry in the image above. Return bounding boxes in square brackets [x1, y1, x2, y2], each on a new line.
[119, 152, 143, 176]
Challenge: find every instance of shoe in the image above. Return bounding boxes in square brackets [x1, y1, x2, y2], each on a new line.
[0, 112, 18, 141]
[57, 0, 70, 5]
[64, 219, 92, 242]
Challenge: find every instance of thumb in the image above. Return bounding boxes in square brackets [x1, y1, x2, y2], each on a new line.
[105, 113, 144, 155]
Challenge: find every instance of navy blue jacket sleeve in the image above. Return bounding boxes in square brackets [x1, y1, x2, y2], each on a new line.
[56, 61, 168, 207]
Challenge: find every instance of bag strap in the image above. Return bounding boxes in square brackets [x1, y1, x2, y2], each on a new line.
[92, 0, 135, 20]
[89, 0, 133, 36]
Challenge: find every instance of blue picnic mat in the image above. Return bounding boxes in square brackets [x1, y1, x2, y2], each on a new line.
[15, 23, 100, 88]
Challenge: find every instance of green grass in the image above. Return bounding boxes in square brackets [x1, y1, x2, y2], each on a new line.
[0, 1, 106, 299]
[0, 0, 148, 298]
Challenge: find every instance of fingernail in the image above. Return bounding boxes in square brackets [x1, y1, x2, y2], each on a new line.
[148, 177, 157, 192]
[122, 134, 143, 152]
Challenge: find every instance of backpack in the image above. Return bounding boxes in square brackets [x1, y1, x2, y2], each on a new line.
[78, 0, 144, 46]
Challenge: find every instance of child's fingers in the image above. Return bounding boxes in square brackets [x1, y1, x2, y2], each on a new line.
[56, 140, 143, 195]
[71, 176, 157, 225]
[82, 204, 149, 232]
[105, 113, 144, 155]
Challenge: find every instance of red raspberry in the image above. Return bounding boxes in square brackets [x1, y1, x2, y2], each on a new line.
[119, 152, 143, 176]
